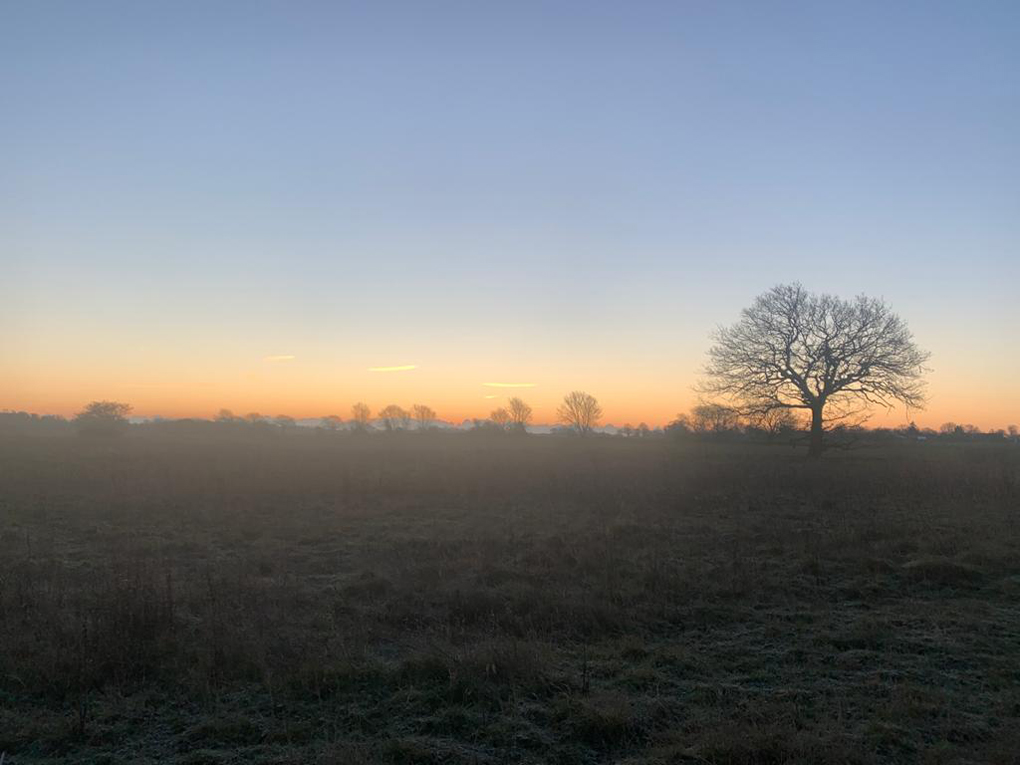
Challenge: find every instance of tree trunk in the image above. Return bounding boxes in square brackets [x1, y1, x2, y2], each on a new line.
[808, 405, 824, 457]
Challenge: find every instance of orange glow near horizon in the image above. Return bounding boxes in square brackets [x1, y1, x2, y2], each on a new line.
[3, 288, 1016, 431]
[3, 361, 1016, 431]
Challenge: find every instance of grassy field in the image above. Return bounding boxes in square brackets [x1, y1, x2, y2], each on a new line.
[1, 427, 1018, 764]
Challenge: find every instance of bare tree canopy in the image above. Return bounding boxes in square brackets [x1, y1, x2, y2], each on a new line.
[749, 407, 801, 437]
[320, 414, 344, 431]
[506, 397, 533, 432]
[378, 405, 409, 431]
[702, 283, 929, 455]
[412, 404, 436, 431]
[690, 403, 740, 434]
[76, 401, 132, 420]
[490, 407, 510, 429]
[557, 391, 602, 435]
[74, 400, 132, 437]
[215, 408, 237, 423]
[350, 402, 371, 431]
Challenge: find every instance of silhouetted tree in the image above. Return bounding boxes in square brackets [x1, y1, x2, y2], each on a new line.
[1009, 425, 1018, 438]
[749, 407, 801, 438]
[490, 407, 510, 430]
[74, 401, 132, 438]
[702, 283, 929, 456]
[665, 414, 693, 439]
[506, 397, 532, 432]
[350, 402, 371, 431]
[274, 415, 296, 430]
[379, 405, 409, 431]
[672, 413, 693, 430]
[412, 404, 436, 431]
[690, 403, 740, 434]
[557, 391, 602, 435]
[215, 408, 238, 423]
[320, 414, 343, 431]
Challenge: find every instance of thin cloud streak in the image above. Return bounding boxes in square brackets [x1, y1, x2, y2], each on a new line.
[482, 382, 536, 388]
[369, 365, 417, 372]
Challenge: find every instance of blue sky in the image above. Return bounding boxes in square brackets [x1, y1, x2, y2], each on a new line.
[2, 1, 1018, 425]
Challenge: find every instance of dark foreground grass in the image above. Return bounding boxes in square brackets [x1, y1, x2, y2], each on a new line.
[1, 429, 1018, 763]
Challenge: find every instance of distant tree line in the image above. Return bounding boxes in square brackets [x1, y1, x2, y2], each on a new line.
[10, 285, 1013, 455]
[662, 405, 1018, 445]
[2, 403, 1017, 447]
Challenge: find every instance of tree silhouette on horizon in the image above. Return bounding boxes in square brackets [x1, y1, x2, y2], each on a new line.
[702, 283, 930, 456]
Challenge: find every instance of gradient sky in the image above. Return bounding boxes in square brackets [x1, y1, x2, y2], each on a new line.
[3, 1, 1018, 428]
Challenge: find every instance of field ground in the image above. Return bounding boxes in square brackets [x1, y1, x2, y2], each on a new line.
[1, 429, 1018, 764]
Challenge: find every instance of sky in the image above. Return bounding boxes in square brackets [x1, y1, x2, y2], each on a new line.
[2, 1, 1018, 428]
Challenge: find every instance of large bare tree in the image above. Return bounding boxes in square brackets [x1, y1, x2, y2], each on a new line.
[506, 397, 533, 432]
[378, 404, 409, 431]
[557, 391, 602, 435]
[690, 403, 740, 434]
[350, 402, 372, 431]
[412, 404, 436, 431]
[489, 407, 510, 430]
[702, 283, 929, 456]
[74, 400, 132, 437]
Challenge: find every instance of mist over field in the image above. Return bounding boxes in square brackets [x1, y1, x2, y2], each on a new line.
[1, 417, 1019, 763]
